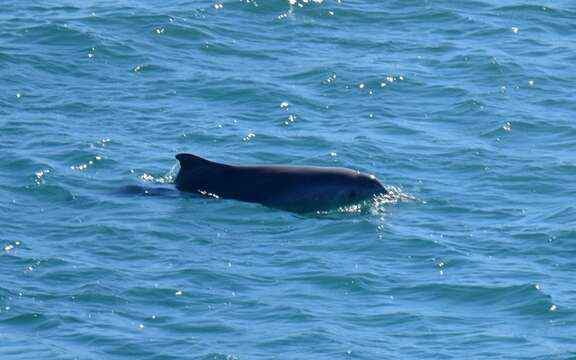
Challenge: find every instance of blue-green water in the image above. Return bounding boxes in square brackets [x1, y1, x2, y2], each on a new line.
[2, 1, 576, 358]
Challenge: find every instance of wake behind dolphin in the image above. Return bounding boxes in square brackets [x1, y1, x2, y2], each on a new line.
[174, 153, 387, 213]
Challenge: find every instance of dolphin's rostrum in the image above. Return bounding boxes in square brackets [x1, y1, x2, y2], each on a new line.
[175, 153, 387, 213]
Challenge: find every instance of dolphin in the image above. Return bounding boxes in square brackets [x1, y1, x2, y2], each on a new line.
[174, 153, 387, 213]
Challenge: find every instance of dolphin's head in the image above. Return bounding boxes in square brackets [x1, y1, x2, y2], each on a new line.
[343, 173, 387, 203]
[284, 170, 387, 213]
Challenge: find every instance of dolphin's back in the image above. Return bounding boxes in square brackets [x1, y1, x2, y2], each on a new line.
[175, 153, 231, 193]
[175, 153, 320, 200]
[176, 153, 224, 171]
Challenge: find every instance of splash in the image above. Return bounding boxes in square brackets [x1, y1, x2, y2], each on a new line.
[138, 162, 179, 184]
[317, 186, 416, 216]
[165, 162, 180, 183]
[374, 186, 416, 205]
[280, 0, 325, 19]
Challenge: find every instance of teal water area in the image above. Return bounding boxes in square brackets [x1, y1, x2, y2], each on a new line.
[1, 1, 576, 358]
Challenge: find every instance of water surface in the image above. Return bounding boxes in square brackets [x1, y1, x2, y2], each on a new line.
[1, 1, 575, 358]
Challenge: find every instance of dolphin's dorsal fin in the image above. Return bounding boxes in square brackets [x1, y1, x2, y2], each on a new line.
[175, 153, 224, 173]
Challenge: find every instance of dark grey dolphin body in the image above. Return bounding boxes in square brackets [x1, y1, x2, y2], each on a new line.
[175, 153, 386, 213]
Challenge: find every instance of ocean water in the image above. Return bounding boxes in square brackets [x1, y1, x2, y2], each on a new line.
[1, 0, 576, 358]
